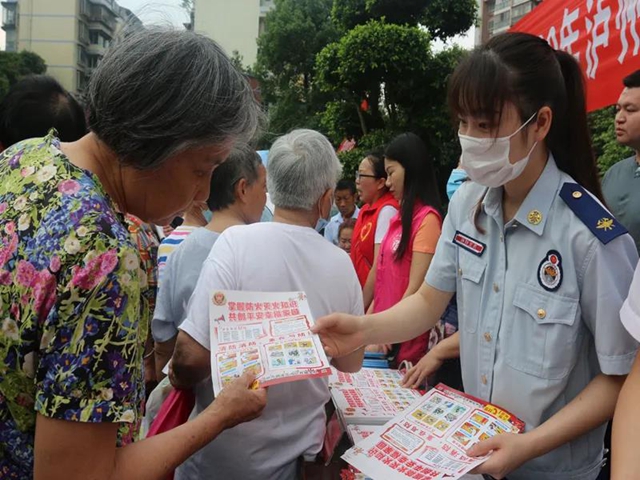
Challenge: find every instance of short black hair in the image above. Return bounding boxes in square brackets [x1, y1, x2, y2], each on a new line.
[365, 149, 387, 179]
[0, 75, 87, 148]
[623, 70, 640, 89]
[207, 149, 262, 212]
[335, 179, 356, 195]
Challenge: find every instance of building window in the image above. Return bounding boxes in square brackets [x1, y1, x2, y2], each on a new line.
[79, 22, 90, 43]
[77, 46, 89, 66]
[88, 55, 101, 69]
[512, 2, 533, 23]
[493, 11, 511, 30]
[89, 31, 111, 48]
[494, 0, 511, 12]
[80, 0, 90, 17]
[3, 6, 16, 26]
[77, 71, 88, 92]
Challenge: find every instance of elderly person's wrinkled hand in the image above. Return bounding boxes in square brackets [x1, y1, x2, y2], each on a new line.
[207, 372, 267, 429]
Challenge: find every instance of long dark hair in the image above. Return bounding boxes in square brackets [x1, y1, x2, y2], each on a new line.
[385, 133, 442, 260]
[448, 33, 601, 230]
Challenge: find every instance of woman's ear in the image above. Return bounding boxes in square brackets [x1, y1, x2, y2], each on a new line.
[534, 106, 553, 142]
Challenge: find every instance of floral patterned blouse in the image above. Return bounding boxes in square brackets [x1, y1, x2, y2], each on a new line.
[0, 134, 147, 478]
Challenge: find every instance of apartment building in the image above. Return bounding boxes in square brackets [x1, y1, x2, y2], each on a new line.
[1, 0, 142, 93]
[194, 0, 274, 67]
[476, 0, 542, 45]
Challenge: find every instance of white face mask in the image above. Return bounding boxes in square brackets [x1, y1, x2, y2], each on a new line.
[459, 112, 538, 188]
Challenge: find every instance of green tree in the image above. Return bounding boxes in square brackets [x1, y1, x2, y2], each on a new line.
[332, 0, 476, 38]
[589, 106, 633, 174]
[316, 0, 474, 187]
[316, 21, 433, 131]
[0, 51, 47, 99]
[230, 50, 247, 73]
[254, 0, 339, 143]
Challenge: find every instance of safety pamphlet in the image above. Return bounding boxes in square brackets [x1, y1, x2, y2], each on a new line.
[332, 386, 423, 425]
[209, 290, 331, 395]
[329, 367, 405, 390]
[347, 425, 384, 444]
[343, 384, 525, 480]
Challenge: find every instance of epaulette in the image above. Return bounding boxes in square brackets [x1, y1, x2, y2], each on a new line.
[559, 182, 627, 245]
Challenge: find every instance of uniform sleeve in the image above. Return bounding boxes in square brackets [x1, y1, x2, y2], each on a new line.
[36, 234, 144, 425]
[179, 233, 237, 350]
[580, 235, 639, 375]
[412, 213, 442, 254]
[424, 206, 459, 293]
[621, 262, 640, 342]
[374, 206, 398, 243]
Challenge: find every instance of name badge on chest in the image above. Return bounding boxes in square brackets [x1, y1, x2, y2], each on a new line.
[453, 231, 486, 257]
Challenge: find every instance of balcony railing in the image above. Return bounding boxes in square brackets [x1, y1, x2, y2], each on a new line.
[87, 43, 106, 56]
[89, 8, 116, 30]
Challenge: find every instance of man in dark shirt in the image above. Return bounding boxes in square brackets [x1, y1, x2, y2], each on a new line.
[603, 69, 640, 254]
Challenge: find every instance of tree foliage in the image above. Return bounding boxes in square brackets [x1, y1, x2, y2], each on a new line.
[257, 0, 338, 88]
[255, 0, 475, 193]
[254, 0, 339, 143]
[0, 51, 47, 99]
[589, 106, 633, 174]
[314, 1, 473, 187]
[331, 0, 476, 39]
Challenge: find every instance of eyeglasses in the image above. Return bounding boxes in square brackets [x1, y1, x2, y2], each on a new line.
[355, 172, 378, 180]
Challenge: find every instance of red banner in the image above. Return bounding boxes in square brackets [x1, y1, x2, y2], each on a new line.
[511, 0, 640, 112]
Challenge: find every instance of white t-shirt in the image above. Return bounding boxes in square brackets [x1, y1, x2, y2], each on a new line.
[375, 205, 398, 243]
[178, 222, 363, 480]
[621, 262, 640, 342]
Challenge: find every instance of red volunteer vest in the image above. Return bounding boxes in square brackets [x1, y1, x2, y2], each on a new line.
[350, 192, 398, 287]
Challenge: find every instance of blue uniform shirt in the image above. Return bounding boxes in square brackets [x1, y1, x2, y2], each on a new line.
[426, 156, 639, 480]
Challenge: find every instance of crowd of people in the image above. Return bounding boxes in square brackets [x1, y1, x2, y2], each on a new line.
[0, 25, 639, 480]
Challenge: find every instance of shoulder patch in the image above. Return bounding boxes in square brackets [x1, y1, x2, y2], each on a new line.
[559, 182, 628, 245]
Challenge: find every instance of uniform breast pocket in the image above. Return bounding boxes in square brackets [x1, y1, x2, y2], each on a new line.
[457, 253, 486, 334]
[505, 283, 581, 379]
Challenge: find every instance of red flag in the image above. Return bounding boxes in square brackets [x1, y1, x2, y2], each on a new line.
[511, 0, 640, 111]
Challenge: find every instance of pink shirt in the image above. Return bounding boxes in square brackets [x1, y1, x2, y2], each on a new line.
[374, 204, 442, 364]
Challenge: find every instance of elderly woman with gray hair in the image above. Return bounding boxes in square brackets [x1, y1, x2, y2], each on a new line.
[171, 129, 365, 480]
[0, 29, 267, 480]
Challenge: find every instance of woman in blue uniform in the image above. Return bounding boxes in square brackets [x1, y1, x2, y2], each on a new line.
[313, 32, 639, 480]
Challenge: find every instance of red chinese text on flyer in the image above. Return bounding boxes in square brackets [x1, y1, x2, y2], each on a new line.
[342, 384, 525, 480]
[209, 290, 331, 396]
